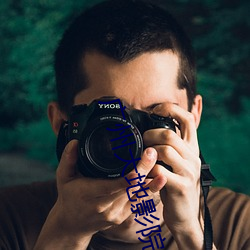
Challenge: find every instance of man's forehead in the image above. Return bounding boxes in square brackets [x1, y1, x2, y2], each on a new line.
[75, 50, 187, 110]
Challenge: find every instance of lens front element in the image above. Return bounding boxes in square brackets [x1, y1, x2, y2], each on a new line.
[78, 116, 142, 178]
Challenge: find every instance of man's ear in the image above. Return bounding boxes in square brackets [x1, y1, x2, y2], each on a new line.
[191, 94, 203, 128]
[47, 102, 67, 136]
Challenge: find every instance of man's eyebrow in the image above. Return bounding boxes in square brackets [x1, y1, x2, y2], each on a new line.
[144, 102, 179, 111]
[125, 102, 179, 111]
[144, 103, 161, 111]
[125, 103, 161, 111]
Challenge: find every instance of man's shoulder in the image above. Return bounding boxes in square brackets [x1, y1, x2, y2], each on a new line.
[0, 180, 57, 208]
[208, 186, 250, 207]
[0, 180, 58, 225]
[208, 187, 250, 250]
[208, 186, 250, 222]
[0, 180, 57, 250]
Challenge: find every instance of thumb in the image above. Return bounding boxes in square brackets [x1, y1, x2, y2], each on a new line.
[56, 139, 79, 185]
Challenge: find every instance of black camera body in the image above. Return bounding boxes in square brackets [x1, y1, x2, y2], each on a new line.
[57, 97, 176, 178]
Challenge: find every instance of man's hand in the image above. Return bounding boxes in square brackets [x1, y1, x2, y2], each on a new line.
[34, 139, 163, 250]
[143, 103, 204, 250]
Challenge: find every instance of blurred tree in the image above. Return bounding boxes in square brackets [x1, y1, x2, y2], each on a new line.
[193, 0, 250, 116]
[0, 0, 249, 193]
[0, 0, 102, 128]
[159, 0, 250, 193]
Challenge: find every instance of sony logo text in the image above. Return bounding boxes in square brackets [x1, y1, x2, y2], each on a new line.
[98, 103, 121, 109]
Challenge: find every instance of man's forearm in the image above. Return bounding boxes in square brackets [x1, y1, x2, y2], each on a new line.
[33, 205, 92, 250]
[171, 219, 217, 250]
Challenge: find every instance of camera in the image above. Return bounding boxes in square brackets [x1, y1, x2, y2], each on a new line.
[57, 97, 176, 178]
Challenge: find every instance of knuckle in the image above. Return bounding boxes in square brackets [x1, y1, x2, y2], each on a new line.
[194, 157, 201, 169]
[112, 216, 124, 225]
[187, 170, 197, 183]
[95, 204, 105, 214]
[183, 163, 200, 183]
[185, 112, 195, 124]
[162, 145, 173, 157]
[103, 211, 123, 225]
[103, 210, 113, 223]
[177, 179, 193, 195]
[161, 129, 174, 142]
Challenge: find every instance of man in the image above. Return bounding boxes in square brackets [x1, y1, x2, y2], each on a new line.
[0, 0, 249, 249]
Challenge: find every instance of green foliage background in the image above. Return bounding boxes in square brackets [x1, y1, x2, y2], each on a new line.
[0, 0, 249, 194]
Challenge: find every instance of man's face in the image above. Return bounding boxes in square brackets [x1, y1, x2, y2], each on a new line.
[71, 50, 191, 240]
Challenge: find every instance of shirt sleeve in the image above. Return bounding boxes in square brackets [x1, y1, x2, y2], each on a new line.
[0, 181, 57, 250]
[208, 187, 250, 250]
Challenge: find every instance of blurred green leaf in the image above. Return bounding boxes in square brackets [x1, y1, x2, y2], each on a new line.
[0, 0, 249, 194]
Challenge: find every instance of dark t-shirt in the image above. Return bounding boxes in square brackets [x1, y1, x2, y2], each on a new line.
[0, 180, 249, 250]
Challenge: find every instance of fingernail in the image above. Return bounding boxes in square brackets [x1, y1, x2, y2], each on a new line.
[146, 148, 156, 159]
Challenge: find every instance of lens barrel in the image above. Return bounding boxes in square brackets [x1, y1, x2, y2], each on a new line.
[78, 115, 143, 178]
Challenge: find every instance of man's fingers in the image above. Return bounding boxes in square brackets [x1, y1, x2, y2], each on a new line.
[56, 142, 158, 202]
[124, 147, 157, 182]
[153, 103, 198, 152]
[79, 156, 156, 196]
[56, 139, 79, 185]
[143, 129, 193, 159]
[147, 174, 168, 193]
[136, 147, 158, 175]
[93, 148, 158, 209]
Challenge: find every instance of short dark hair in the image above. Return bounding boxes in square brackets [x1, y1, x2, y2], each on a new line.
[55, 0, 196, 114]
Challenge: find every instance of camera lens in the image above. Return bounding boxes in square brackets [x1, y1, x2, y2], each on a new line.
[89, 123, 131, 170]
[78, 118, 142, 177]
